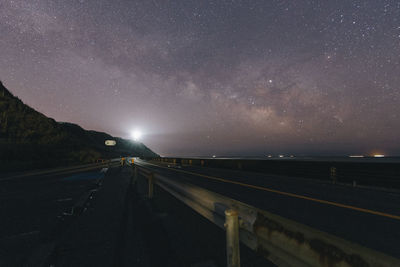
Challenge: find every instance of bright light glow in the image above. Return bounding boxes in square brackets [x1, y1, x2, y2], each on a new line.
[373, 154, 385, 158]
[279, 155, 284, 158]
[349, 155, 364, 158]
[131, 130, 142, 141]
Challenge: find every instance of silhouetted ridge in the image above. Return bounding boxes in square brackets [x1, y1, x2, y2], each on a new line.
[0, 81, 158, 171]
[0, 81, 13, 97]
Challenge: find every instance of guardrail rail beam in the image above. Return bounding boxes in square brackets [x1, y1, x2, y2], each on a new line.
[134, 164, 400, 267]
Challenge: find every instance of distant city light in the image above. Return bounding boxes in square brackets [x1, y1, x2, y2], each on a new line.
[212, 155, 216, 158]
[267, 155, 272, 158]
[131, 130, 142, 141]
[373, 154, 385, 158]
[349, 155, 364, 158]
[279, 155, 284, 158]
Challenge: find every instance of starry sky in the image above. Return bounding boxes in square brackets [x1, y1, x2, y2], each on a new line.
[1, 0, 400, 157]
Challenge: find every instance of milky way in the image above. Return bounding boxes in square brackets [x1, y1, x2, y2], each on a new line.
[1, 0, 399, 156]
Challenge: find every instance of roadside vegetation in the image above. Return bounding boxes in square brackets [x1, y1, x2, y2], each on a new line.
[0, 81, 157, 171]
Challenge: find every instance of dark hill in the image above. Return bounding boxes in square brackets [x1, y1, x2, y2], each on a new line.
[0, 81, 158, 171]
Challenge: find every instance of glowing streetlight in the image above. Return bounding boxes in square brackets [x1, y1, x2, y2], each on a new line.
[131, 130, 142, 141]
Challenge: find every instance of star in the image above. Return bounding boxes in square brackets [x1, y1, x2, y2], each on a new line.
[0, 0, 398, 156]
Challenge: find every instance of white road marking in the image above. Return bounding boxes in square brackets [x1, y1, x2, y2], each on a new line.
[1, 230, 40, 240]
[57, 198, 73, 202]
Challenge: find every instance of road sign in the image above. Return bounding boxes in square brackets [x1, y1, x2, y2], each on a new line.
[105, 140, 116, 146]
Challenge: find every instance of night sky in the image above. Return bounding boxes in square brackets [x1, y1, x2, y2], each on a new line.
[1, 1, 399, 157]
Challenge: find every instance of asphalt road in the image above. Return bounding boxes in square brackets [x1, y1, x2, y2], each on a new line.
[135, 159, 400, 259]
[2, 159, 399, 266]
[0, 164, 109, 266]
[2, 162, 249, 267]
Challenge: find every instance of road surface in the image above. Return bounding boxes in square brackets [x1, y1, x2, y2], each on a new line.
[2, 162, 266, 267]
[0, 163, 109, 266]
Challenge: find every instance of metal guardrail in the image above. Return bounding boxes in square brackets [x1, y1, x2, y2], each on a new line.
[149, 157, 400, 190]
[133, 163, 400, 267]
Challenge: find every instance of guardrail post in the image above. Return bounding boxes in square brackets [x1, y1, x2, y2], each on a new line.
[134, 165, 138, 181]
[148, 173, 154, 199]
[225, 209, 240, 267]
[131, 164, 138, 185]
[330, 166, 337, 184]
[237, 162, 242, 170]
